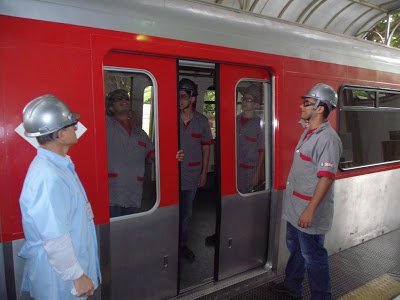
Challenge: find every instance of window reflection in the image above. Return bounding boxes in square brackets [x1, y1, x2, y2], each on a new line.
[339, 86, 400, 169]
[104, 70, 157, 217]
[236, 81, 265, 194]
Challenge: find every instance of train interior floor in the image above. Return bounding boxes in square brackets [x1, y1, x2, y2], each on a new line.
[185, 227, 400, 300]
[180, 184, 217, 290]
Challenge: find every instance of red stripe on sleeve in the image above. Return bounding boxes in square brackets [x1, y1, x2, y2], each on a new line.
[317, 170, 336, 179]
[201, 139, 214, 145]
[138, 141, 146, 148]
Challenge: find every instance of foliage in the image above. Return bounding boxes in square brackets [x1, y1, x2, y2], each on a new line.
[362, 12, 400, 48]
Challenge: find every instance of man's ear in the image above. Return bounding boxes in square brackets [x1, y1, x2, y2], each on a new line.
[316, 105, 325, 114]
[57, 129, 64, 139]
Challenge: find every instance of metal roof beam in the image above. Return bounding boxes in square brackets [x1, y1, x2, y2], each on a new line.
[324, 3, 355, 30]
[356, 11, 386, 36]
[348, 0, 388, 13]
[298, 0, 327, 24]
[343, 8, 373, 34]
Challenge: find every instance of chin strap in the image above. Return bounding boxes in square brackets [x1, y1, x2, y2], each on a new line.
[305, 99, 321, 121]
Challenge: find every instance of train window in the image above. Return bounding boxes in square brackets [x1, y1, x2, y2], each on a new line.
[204, 86, 216, 138]
[378, 91, 400, 108]
[236, 81, 265, 194]
[339, 86, 400, 170]
[342, 89, 376, 107]
[104, 68, 158, 218]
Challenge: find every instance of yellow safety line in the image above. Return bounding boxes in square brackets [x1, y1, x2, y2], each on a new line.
[338, 273, 400, 300]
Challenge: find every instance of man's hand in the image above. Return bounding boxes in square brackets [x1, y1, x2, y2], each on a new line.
[198, 172, 207, 187]
[250, 174, 260, 188]
[298, 206, 315, 229]
[73, 274, 94, 297]
[176, 149, 184, 162]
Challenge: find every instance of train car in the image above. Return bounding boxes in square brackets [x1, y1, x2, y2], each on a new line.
[1, 0, 400, 299]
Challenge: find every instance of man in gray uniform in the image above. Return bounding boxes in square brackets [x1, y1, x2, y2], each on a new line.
[272, 83, 342, 299]
[106, 89, 155, 217]
[236, 84, 265, 193]
[179, 78, 213, 261]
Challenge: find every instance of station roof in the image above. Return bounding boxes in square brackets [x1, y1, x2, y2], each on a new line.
[194, 0, 400, 38]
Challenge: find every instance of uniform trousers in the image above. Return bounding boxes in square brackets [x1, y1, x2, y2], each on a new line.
[284, 222, 332, 300]
[180, 189, 197, 246]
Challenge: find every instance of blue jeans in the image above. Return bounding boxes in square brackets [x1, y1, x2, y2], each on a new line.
[109, 206, 138, 218]
[284, 222, 332, 300]
[180, 189, 197, 246]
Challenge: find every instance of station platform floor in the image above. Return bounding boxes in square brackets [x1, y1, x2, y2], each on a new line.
[185, 228, 400, 300]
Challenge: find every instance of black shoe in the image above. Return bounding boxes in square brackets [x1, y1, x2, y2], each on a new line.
[205, 234, 216, 247]
[270, 282, 301, 299]
[181, 246, 195, 262]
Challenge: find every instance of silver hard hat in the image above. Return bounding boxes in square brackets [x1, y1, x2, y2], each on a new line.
[302, 83, 338, 111]
[243, 84, 262, 103]
[22, 94, 79, 137]
[179, 78, 198, 97]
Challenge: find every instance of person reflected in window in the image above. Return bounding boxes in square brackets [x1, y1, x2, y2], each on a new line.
[179, 78, 213, 262]
[237, 84, 265, 193]
[106, 89, 183, 218]
[106, 89, 155, 218]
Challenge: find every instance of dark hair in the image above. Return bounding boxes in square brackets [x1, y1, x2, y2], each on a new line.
[36, 131, 59, 145]
[179, 78, 198, 97]
[320, 103, 331, 119]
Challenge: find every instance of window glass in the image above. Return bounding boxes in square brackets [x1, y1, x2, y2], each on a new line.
[342, 88, 376, 107]
[203, 88, 216, 138]
[339, 86, 400, 169]
[104, 69, 157, 217]
[235, 81, 265, 194]
[378, 92, 400, 108]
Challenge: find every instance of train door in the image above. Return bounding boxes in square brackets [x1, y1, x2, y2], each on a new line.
[102, 52, 180, 300]
[218, 64, 272, 279]
[177, 60, 218, 291]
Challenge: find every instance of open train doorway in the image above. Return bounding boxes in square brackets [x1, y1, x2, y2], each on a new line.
[178, 60, 219, 291]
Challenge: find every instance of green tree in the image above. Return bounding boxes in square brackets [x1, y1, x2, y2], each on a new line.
[362, 12, 400, 48]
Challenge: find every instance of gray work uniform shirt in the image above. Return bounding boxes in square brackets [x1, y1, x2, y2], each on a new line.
[236, 114, 265, 193]
[106, 116, 154, 208]
[180, 111, 213, 191]
[283, 121, 342, 234]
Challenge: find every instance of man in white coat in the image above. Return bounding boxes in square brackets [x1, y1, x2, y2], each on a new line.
[18, 94, 101, 299]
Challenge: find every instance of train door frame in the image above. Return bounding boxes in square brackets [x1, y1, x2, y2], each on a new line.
[177, 60, 220, 292]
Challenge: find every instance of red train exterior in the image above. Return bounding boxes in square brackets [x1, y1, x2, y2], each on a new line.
[1, 1, 400, 299]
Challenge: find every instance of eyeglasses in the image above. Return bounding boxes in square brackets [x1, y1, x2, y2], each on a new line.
[241, 97, 255, 103]
[303, 100, 316, 107]
[113, 96, 130, 103]
[179, 94, 190, 101]
[62, 122, 78, 130]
